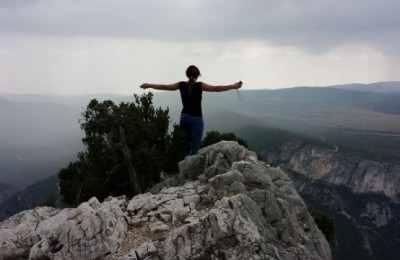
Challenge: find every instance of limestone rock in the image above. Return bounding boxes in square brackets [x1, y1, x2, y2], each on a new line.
[0, 141, 331, 260]
[360, 201, 393, 227]
[0, 206, 62, 259]
[0, 197, 126, 260]
[116, 141, 331, 260]
[269, 141, 400, 201]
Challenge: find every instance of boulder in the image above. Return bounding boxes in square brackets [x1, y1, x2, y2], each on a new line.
[0, 197, 126, 259]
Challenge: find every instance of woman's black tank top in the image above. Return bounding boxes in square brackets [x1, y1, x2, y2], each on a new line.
[179, 81, 203, 117]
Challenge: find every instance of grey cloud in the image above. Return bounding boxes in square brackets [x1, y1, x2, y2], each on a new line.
[0, 0, 399, 54]
[0, 0, 38, 8]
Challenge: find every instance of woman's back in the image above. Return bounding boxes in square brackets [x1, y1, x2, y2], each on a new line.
[179, 81, 203, 117]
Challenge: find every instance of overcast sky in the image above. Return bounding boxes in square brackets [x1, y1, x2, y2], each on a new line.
[0, 0, 399, 95]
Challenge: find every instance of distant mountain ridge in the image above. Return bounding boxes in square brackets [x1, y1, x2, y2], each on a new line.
[0, 182, 18, 205]
[0, 175, 60, 221]
[241, 86, 400, 115]
[0, 97, 83, 188]
[328, 81, 400, 93]
[1, 81, 399, 189]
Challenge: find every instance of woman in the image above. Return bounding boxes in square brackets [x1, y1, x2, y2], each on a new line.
[140, 65, 242, 155]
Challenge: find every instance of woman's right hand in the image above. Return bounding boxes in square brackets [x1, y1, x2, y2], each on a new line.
[140, 83, 149, 89]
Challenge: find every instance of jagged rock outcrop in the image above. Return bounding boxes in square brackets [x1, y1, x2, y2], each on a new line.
[0, 141, 331, 260]
[360, 201, 393, 227]
[265, 141, 400, 201]
[0, 197, 126, 259]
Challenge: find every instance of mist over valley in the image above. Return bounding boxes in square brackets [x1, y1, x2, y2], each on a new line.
[1, 81, 400, 189]
[1, 82, 400, 259]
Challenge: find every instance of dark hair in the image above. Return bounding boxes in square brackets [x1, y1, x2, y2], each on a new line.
[186, 65, 201, 94]
[186, 65, 201, 80]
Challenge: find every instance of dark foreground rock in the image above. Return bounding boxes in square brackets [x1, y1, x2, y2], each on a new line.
[0, 141, 331, 260]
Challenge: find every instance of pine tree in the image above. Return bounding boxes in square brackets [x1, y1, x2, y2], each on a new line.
[59, 93, 175, 206]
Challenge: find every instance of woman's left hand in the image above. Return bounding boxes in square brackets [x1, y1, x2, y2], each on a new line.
[234, 81, 243, 89]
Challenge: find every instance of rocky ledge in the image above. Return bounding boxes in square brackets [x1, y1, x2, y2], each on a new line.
[0, 141, 331, 260]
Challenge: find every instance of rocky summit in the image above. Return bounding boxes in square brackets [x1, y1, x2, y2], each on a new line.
[0, 141, 331, 260]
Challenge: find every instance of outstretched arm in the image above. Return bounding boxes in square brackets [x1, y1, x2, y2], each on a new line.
[140, 83, 179, 91]
[202, 81, 242, 92]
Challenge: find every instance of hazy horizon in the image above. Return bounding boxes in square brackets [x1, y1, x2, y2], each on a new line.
[1, 82, 400, 189]
[2, 80, 400, 97]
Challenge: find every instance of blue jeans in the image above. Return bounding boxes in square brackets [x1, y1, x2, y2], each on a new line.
[179, 114, 204, 155]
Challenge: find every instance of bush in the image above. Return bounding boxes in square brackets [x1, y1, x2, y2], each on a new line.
[201, 131, 248, 148]
[309, 207, 335, 242]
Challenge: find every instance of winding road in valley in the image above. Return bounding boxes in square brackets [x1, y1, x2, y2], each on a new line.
[320, 136, 339, 152]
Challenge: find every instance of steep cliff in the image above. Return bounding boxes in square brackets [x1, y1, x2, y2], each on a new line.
[265, 141, 400, 201]
[0, 141, 331, 260]
[263, 141, 400, 260]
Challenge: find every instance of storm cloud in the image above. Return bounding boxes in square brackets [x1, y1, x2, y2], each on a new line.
[0, 0, 399, 94]
[0, 0, 399, 53]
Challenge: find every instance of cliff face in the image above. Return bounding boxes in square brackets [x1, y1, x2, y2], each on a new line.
[0, 141, 331, 260]
[287, 171, 400, 260]
[263, 141, 400, 260]
[267, 141, 400, 201]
